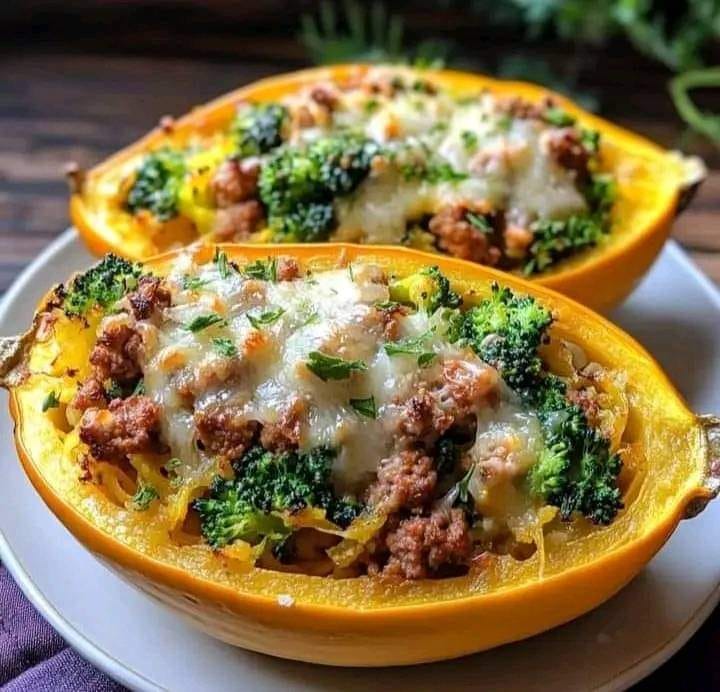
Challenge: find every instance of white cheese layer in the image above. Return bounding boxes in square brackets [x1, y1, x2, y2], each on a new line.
[136, 257, 539, 496]
[284, 68, 588, 245]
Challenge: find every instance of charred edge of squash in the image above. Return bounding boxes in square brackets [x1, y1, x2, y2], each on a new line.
[0, 288, 64, 389]
[684, 415, 720, 519]
[0, 325, 38, 388]
[674, 153, 707, 215]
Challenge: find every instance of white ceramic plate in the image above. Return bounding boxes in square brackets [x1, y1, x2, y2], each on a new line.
[1, 231, 719, 691]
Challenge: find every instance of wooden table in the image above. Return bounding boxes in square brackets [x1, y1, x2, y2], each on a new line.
[1, 50, 719, 690]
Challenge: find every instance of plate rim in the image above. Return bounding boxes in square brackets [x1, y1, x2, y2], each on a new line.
[1, 230, 719, 692]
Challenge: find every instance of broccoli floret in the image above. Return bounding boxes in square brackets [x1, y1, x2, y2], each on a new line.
[231, 103, 287, 157]
[524, 173, 616, 275]
[63, 254, 143, 316]
[463, 282, 552, 391]
[194, 478, 290, 549]
[528, 442, 570, 498]
[126, 148, 186, 221]
[523, 214, 606, 276]
[195, 445, 362, 549]
[389, 266, 462, 314]
[273, 202, 335, 243]
[528, 376, 622, 525]
[464, 286, 621, 524]
[564, 432, 623, 524]
[259, 135, 378, 241]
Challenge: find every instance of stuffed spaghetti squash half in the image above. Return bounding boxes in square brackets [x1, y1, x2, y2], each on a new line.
[69, 65, 704, 311]
[1, 245, 717, 666]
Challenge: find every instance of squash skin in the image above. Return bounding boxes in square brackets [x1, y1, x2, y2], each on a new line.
[68, 65, 703, 313]
[2, 244, 718, 666]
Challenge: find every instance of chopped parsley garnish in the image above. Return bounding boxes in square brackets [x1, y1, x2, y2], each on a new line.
[130, 484, 159, 511]
[132, 379, 145, 396]
[384, 331, 430, 357]
[495, 114, 512, 132]
[41, 391, 60, 412]
[461, 130, 478, 151]
[364, 99, 379, 114]
[384, 331, 437, 367]
[212, 337, 238, 358]
[186, 313, 227, 333]
[544, 107, 576, 127]
[247, 307, 285, 329]
[349, 396, 377, 419]
[466, 212, 493, 234]
[580, 128, 601, 153]
[417, 352, 437, 367]
[243, 258, 277, 282]
[182, 275, 209, 291]
[104, 379, 123, 400]
[306, 351, 367, 381]
[375, 300, 402, 311]
[214, 248, 233, 279]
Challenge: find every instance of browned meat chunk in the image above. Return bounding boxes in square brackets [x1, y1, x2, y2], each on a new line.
[194, 405, 259, 461]
[127, 275, 171, 320]
[259, 400, 305, 452]
[375, 302, 409, 341]
[374, 509, 473, 580]
[496, 95, 549, 120]
[71, 376, 108, 412]
[211, 159, 260, 208]
[546, 128, 590, 176]
[503, 225, 534, 259]
[396, 390, 454, 448]
[79, 395, 164, 462]
[213, 200, 265, 241]
[428, 204, 502, 265]
[276, 256, 300, 281]
[366, 450, 437, 514]
[89, 322, 143, 383]
[310, 85, 339, 110]
[436, 360, 499, 430]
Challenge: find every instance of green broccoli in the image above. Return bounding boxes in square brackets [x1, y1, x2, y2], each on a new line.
[195, 445, 362, 549]
[62, 254, 143, 316]
[464, 286, 622, 524]
[126, 147, 186, 221]
[463, 282, 552, 391]
[523, 214, 606, 276]
[194, 478, 290, 549]
[258, 134, 379, 241]
[524, 171, 616, 275]
[584, 173, 616, 216]
[388, 266, 462, 314]
[231, 103, 287, 157]
[527, 376, 622, 525]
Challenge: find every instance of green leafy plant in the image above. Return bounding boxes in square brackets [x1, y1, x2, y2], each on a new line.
[300, 0, 450, 67]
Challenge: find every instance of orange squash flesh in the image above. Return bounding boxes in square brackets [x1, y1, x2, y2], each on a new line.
[1, 244, 718, 666]
[69, 65, 704, 313]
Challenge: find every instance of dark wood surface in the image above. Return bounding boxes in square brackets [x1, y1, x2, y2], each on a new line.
[1, 46, 719, 690]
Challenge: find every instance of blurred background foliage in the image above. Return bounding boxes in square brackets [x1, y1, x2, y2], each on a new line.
[300, 1, 720, 140]
[2, 0, 719, 144]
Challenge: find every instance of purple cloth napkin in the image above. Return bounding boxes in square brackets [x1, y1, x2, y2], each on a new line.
[0, 564, 124, 691]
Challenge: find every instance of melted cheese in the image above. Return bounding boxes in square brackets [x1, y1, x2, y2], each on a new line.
[285, 68, 588, 243]
[130, 257, 540, 499]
